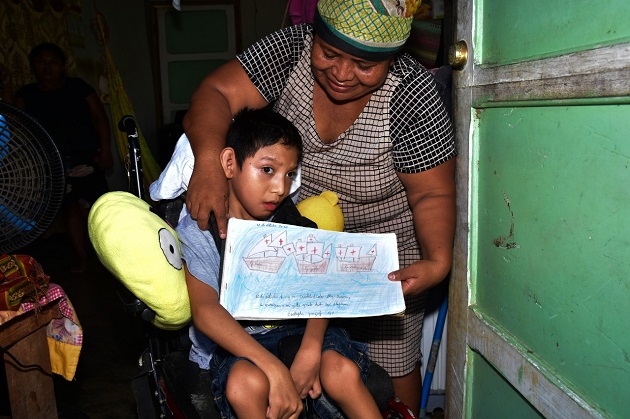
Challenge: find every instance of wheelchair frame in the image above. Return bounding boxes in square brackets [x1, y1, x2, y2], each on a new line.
[116, 115, 418, 419]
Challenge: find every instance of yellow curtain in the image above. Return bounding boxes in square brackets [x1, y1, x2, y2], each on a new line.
[93, 14, 160, 191]
[0, 0, 77, 90]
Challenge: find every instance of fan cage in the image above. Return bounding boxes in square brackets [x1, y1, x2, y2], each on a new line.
[0, 101, 65, 253]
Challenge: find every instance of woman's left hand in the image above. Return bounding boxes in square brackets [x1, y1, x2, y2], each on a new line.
[388, 259, 448, 296]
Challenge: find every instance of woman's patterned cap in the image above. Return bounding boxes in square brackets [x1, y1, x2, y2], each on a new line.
[314, 0, 421, 61]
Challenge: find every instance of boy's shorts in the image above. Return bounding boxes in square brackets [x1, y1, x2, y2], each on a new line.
[210, 324, 370, 419]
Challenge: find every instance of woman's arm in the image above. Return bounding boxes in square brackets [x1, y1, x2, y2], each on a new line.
[185, 266, 302, 418]
[183, 59, 268, 233]
[390, 158, 456, 295]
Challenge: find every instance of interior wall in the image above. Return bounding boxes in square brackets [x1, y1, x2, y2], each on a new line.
[71, 0, 289, 191]
[240, 0, 291, 47]
[69, 1, 155, 191]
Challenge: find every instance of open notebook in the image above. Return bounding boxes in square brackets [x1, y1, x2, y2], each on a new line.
[220, 218, 405, 320]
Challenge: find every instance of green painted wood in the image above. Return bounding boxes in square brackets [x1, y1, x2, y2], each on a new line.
[476, 0, 630, 65]
[472, 105, 630, 417]
[468, 351, 544, 419]
[164, 9, 229, 54]
[168, 60, 227, 103]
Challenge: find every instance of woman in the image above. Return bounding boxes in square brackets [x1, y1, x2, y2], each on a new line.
[14, 43, 113, 274]
[182, 0, 456, 414]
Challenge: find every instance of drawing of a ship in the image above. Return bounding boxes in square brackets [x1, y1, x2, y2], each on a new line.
[243, 231, 290, 273]
[293, 234, 332, 274]
[335, 244, 377, 272]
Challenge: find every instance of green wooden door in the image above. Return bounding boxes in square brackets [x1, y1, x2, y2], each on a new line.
[447, 1, 630, 417]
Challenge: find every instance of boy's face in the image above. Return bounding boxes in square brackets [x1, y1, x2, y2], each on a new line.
[221, 143, 299, 221]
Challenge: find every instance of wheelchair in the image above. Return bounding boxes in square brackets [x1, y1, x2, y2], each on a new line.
[114, 116, 416, 419]
[120, 288, 415, 419]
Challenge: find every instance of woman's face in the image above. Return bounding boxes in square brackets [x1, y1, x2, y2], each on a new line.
[31, 50, 65, 83]
[311, 36, 393, 103]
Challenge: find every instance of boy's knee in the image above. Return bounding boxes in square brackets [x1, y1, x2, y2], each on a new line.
[226, 360, 269, 404]
[320, 351, 362, 391]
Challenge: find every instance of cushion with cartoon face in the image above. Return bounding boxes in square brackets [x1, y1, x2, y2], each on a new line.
[88, 191, 190, 330]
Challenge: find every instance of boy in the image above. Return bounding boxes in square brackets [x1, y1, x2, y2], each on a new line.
[175, 108, 381, 419]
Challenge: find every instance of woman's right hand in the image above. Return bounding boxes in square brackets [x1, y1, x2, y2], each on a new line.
[185, 161, 229, 235]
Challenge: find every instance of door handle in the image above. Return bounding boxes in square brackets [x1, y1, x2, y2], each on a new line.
[448, 40, 468, 70]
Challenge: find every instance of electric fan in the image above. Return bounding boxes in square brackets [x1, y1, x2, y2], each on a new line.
[0, 101, 65, 253]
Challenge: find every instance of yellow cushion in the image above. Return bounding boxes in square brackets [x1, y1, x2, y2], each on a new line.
[88, 191, 190, 330]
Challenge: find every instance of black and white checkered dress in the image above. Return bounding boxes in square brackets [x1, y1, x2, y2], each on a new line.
[238, 24, 455, 376]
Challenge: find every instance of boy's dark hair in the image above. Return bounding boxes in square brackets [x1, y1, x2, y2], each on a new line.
[226, 107, 303, 168]
[29, 42, 66, 66]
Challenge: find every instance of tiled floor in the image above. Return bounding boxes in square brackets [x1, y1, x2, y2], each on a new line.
[2, 233, 146, 419]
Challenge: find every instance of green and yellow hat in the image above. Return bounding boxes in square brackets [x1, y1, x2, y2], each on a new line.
[314, 0, 421, 61]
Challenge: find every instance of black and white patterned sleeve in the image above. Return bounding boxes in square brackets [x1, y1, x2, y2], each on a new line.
[390, 59, 456, 174]
[237, 25, 311, 102]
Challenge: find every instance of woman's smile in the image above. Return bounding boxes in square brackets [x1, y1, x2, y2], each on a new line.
[326, 78, 354, 94]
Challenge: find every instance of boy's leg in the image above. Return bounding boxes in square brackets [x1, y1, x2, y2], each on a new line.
[319, 351, 381, 419]
[226, 359, 269, 419]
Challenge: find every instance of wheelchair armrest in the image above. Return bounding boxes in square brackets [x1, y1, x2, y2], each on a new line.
[115, 283, 156, 322]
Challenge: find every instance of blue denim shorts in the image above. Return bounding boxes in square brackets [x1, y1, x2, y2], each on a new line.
[209, 324, 370, 419]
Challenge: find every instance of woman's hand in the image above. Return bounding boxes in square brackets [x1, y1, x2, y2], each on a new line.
[185, 160, 229, 234]
[395, 159, 456, 296]
[388, 258, 448, 295]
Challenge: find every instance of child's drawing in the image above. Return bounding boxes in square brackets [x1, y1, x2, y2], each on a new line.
[293, 234, 332, 274]
[221, 219, 405, 320]
[335, 243, 377, 272]
[243, 230, 290, 273]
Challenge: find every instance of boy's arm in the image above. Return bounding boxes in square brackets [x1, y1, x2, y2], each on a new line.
[184, 265, 302, 419]
[290, 318, 328, 399]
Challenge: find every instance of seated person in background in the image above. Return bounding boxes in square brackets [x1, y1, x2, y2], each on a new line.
[14, 42, 113, 274]
[175, 107, 381, 419]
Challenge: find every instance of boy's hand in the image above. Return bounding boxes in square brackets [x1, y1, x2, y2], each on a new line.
[290, 344, 323, 399]
[264, 359, 303, 419]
